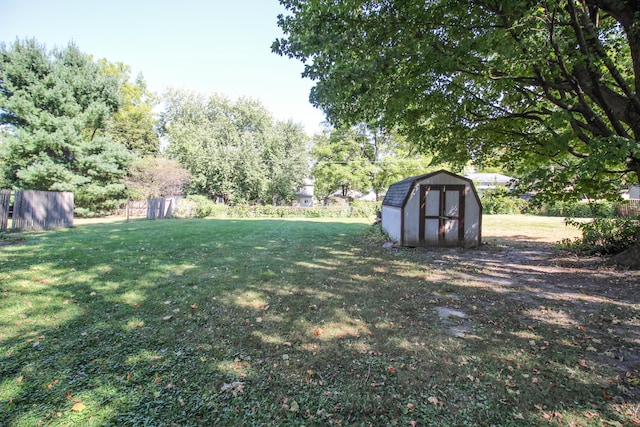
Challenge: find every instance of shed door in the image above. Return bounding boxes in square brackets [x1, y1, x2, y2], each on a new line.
[420, 185, 465, 246]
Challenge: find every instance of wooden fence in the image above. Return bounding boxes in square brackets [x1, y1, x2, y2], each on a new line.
[147, 197, 177, 219]
[118, 198, 179, 220]
[0, 190, 10, 231]
[617, 199, 640, 217]
[0, 190, 74, 231]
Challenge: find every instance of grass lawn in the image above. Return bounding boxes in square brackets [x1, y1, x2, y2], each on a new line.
[0, 215, 638, 426]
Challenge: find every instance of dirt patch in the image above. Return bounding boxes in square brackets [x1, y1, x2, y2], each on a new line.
[397, 240, 640, 380]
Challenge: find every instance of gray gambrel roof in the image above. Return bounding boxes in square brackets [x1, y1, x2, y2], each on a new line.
[382, 170, 476, 208]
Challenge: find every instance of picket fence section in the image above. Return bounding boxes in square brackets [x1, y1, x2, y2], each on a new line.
[0, 190, 74, 231]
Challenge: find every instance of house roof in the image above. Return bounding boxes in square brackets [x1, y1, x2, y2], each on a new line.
[382, 170, 477, 208]
[464, 172, 514, 184]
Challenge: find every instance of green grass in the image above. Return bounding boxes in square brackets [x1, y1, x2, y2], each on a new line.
[0, 217, 638, 426]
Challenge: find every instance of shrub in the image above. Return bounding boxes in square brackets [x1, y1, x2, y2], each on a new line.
[480, 188, 528, 214]
[541, 200, 616, 218]
[178, 195, 228, 218]
[562, 217, 640, 255]
[174, 198, 380, 220]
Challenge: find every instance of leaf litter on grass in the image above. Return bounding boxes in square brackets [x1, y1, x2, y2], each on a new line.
[0, 218, 638, 426]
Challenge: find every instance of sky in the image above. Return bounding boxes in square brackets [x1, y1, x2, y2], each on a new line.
[0, 0, 327, 134]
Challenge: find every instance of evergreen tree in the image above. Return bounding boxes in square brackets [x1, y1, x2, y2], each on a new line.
[0, 39, 132, 215]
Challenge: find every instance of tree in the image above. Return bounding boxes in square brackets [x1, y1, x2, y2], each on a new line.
[311, 123, 436, 200]
[100, 61, 160, 156]
[160, 89, 308, 204]
[265, 120, 310, 205]
[125, 156, 191, 199]
[0, 39, 132, 215]
[273, 1, 640, 201]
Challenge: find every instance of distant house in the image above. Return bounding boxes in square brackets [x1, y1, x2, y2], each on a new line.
[294, 178, 315, 207]
[464, 172, 515, 192]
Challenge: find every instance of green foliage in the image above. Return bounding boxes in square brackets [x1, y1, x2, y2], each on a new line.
[160, 90, 309, 205]
[100, 62, 160, 155]
[540, 200, 617, 218]
[479, 188, 528, 215]
[273, 1, 640, 201]
[176, 195, 378, 219]
[562, 217, 640, 255]
[0, 39, 135, 215]
[178, 195, 228, 218]
[311, 123, 436, 199]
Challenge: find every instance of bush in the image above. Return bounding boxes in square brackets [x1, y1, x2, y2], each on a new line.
[480, 188, 528, 214]
[178, 195, 228, 218]
[562, 217, 640, 255]
[174, 197, 380, 220]
[540, 200, 616, 218]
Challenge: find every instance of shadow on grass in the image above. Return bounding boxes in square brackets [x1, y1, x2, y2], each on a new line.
[0, 218, 638, 426]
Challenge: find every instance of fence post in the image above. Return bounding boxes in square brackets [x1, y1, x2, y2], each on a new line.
[0, 190, 10, 232]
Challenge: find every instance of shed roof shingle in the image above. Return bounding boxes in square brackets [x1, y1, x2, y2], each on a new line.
[382, 170, 476, 208]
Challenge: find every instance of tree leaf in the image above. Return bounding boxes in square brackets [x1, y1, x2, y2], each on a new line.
[71, 401, 85, 412]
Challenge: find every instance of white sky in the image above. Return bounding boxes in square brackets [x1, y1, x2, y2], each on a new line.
[0, 0, 327, 134]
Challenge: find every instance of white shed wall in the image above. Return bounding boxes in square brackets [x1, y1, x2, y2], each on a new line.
[463, 192, 482, 246]
[381, 206, 402, 243]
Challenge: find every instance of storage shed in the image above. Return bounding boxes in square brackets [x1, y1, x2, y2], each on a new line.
[381, 170, 482, 248]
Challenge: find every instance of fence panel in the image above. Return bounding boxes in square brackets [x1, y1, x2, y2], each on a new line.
[11, 190, 74, 230]
[617, 200, 640, 217]
[0, 190, 10, 232]
[147, 197, 176, 219]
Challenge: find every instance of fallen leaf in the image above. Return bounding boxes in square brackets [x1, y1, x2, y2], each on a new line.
[163, 315, 173, 321]
[584, 411, 599, 419]
[428, 396, 443, 406]
[71, 401, 85, 412]
[220, 381, 245, 396]
[191, 303, 198, 309]
[289, 400, 299, 412]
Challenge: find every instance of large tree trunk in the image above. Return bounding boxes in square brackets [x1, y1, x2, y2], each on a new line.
[609, 242, 640, 270]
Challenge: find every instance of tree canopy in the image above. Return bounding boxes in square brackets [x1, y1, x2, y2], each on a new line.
[311, 123, 436, 200]
[0, 39, 133, 215]
[273, 0, 640, 201]
[160, 89, 309, 205]
[100, 61, 160, 156]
